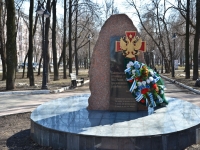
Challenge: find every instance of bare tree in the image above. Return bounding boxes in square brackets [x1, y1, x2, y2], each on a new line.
[173, 0, 191, 78]
[68, 0, 72, 76]
[27, 0, 34, 86]
[62, 0, 67, 79]
[74, 0, 78, 75]
[166, 0, 199, 79]
[185, 0, 190, 78]
[5, 0, 17, 90]
[127, 0, 173, 73]
[192, 0, 200, 80]
[52, 0, 59, 80]
[47, 0, 101, 78]
[0, 0, 6, 80]
[45, 0, 51, 83]
[102, 0, 119, 20]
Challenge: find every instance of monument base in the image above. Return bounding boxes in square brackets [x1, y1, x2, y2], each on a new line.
[31, 94, 200, 150]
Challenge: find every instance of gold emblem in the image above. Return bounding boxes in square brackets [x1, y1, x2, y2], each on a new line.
[116, 31, 146, 58]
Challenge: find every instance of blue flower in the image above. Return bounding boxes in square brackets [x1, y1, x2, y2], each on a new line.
[136, 92, 141, 96]
[134, 62, 140, 69]
[135, 70, 141, 76]
[146, 85, 150, 89]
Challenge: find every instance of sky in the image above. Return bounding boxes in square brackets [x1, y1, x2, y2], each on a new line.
[21, 0, 140, 29]
[96, 0, 140, 28]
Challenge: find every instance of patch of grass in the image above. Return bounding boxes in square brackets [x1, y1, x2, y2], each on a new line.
[0, 68, 89, 91]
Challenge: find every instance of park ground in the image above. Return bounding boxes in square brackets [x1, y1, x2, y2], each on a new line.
[0, 67, 200, 149]
[0, 67, 199, 92]
[0, 68, 89, 92]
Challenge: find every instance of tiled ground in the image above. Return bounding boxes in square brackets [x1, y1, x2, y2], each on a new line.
[31, 94, 200, 137]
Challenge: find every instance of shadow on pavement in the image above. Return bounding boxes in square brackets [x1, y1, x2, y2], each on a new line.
[6, 129, 53, 150]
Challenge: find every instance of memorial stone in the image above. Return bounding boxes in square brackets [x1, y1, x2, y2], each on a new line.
[88, 14, 146, 111]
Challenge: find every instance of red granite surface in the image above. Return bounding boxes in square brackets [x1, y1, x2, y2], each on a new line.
[88, 14, 145, 110]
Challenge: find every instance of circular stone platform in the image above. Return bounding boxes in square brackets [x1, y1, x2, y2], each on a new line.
[30, 94, 200, 150]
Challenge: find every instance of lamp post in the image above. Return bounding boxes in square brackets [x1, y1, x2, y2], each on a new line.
[36, 0, 50, 89]
[88, 34, 92, 68]
[172, 33, 177, 77]
[161, 55, 163, 73]
[151, 50, 155, 68]
[147, 51, 150, 66]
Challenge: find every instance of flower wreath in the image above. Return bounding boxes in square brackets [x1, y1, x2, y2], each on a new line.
[124, 58, 168, 108]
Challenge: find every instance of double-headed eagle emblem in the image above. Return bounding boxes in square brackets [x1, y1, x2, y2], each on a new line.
[115, 31, 146, 58]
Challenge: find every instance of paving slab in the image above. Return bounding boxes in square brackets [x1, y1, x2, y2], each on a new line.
[0, 79, 199, 117]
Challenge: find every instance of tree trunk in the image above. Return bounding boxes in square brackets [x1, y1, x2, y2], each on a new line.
[22, 53, 28, 78]
[45, 0, 51, 83]
[74, 0, 79, 75]
[0, 0, 6, 80]
[68, 0, 72, 76]
[52, 0, 59, 81]
[28, 0, 34, 86]
[1, 46, 6, 80]
[37, 55, 42, 76]
[170, 40, 174, 77]
[58, 50, 63, 69]
[185, 0, 190, 79]
[193, 0, 200, 80]
[5, 0, 16, 90]
[63, 0, 67, 79]
[164, 59, 170, 73]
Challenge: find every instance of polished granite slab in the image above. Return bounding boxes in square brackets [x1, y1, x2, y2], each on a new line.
[31, 94, 200, 137]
